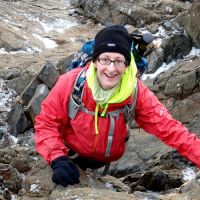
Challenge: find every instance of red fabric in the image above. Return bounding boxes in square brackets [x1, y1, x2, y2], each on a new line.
[34, 67, 200, 167]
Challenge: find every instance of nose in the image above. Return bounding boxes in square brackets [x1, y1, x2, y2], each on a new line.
[107, 61, 116, 71]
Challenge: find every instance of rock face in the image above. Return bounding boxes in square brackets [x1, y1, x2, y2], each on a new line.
[175, 1, 200, 47]
[0, 0, 200, 200]
[151, 58, 200, 127]
[71, 0, 191, 27]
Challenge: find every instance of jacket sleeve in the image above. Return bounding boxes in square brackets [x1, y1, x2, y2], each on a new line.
[34, 72, 76, 164]
[135, 80, 200, 168]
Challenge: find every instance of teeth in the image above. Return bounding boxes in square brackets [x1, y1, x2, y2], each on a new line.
[106, 74, 116, 78]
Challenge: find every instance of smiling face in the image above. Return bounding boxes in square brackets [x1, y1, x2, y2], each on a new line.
[94, 52, 127, 90]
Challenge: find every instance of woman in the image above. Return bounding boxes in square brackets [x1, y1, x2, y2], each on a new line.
[34, 25, 200, 187]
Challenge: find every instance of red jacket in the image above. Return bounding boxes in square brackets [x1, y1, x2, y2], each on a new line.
[34, 67, 200, 167]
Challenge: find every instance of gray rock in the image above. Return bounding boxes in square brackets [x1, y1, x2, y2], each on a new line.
[0, 28, 26, 52]
[176, 1, 200, 47]
[21, 158, 135, 199]
[8, 103, 30, 137]
[72, 0, 191, 27]
[0, 68, 20, 80]
[109, 129, 172, 177]
[37, 62, 59, 90]
[137, 167, 183, 191]
[25, 84, 49, 123]
[7, 71, 35, 95]
[57, 54, 75, 74]
[20, 76, 41, 106]
[188, 112, 200, 136]
[162, 33, 192, 64]
[147, 47, 165, 73]
[0, 163, 23, 194]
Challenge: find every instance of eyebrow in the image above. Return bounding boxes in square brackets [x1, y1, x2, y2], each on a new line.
[100, 55, 125, 60]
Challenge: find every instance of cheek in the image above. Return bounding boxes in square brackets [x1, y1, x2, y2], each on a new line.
[95, 64, 105, 75]
[118, 68, 126, 77]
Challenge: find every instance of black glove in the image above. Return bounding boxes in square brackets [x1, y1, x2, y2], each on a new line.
[51, 156, 80, 187]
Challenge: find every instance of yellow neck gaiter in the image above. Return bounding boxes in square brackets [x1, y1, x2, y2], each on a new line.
[86, 52, 137, 134]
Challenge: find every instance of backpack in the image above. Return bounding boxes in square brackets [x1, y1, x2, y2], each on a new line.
[67, 32, 153, 175]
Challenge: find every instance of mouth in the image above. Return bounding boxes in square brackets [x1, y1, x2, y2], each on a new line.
[104, 73, 118, 78]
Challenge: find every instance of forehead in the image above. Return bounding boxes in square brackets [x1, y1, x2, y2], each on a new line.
[99, 52, 125, 59]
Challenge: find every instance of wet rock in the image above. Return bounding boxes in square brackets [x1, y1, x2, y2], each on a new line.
[162, 33, 193, 64]
[137, 167, 183, 192]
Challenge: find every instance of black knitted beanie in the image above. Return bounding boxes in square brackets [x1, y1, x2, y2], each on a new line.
[92, 25, 132, 64]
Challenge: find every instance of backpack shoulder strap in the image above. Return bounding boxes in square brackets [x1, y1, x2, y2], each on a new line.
[68, 69, 86, 120]
[124, 80, 138, 126]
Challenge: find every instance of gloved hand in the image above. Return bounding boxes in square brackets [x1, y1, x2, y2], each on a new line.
[51, 156, 80, 187]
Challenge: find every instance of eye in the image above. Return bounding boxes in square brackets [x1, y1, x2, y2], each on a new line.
[101, 58, 110, 62]
[115, 60, 124, 64]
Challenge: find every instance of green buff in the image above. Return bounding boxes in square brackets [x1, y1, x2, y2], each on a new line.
[86, 52, 138, 134]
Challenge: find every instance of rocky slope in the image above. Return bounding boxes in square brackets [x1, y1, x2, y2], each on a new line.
[0, 0, 200, 200]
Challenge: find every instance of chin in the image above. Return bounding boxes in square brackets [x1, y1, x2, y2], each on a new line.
[103, 83, 117, 90]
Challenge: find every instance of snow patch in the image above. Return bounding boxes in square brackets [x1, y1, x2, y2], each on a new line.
[32, 34, 58, 49]
[142, 60, 176, 80]
[30, 183, 40, 193]
[182, 167, 196, 182]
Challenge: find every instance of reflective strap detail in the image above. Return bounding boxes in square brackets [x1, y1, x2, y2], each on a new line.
[74, 85, 80, 91]
[81, 106, 95, 115]
[132, 82, 138, 118]
[68, 153, 79, 159]
[81, 107, 124, 118]
[104, 108, 124, 118]
[68, 69, 86, 120]
[105, 115, 115, 157]
[68, 95, 83, 119]
[124, 81, 138, 123]
[102, 163, 110, 176]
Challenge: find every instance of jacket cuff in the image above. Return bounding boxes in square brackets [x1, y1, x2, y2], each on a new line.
[48, 148, 69, 164]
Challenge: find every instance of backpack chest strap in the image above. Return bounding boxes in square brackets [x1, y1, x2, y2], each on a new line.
[81, 106, 123, 158]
